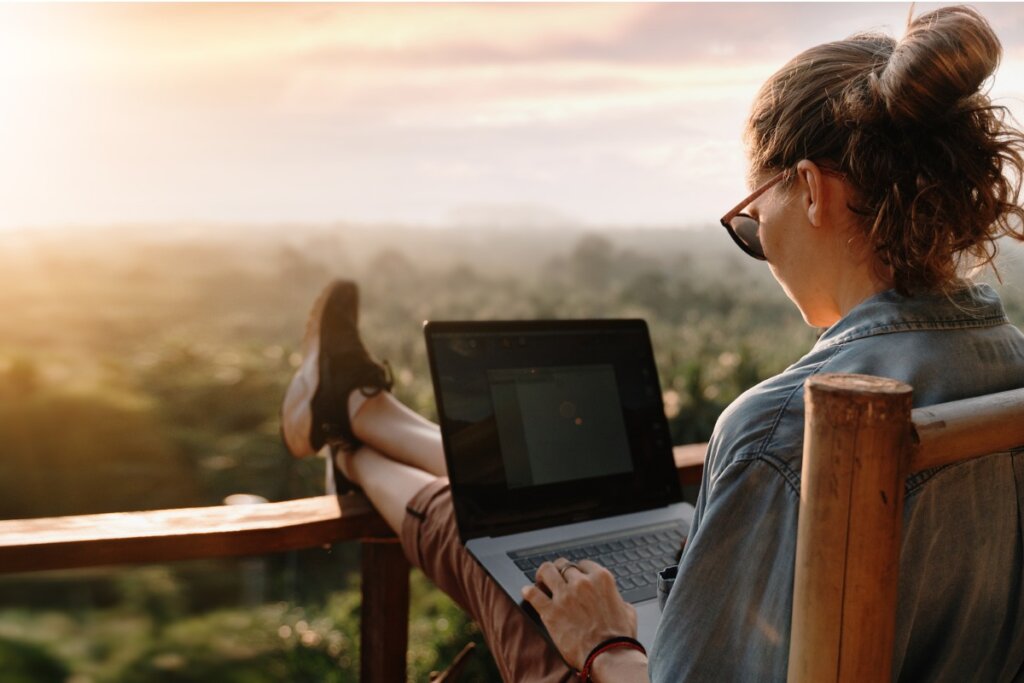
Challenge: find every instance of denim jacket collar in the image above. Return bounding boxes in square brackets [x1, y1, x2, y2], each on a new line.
[812, 282, 1009, 351]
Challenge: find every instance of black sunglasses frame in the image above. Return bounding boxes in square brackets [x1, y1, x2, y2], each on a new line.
[719, 170, 786, 261]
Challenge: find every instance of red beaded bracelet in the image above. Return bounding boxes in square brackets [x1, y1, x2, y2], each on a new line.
[578, 636, 647, 682]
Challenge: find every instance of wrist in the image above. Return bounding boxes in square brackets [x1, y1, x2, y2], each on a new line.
[589, 647, 648, 682]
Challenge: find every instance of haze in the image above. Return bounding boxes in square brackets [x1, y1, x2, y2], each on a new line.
[3, 2, 1024, 232]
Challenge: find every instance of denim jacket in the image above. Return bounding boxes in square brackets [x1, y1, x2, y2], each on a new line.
[650, 283, 1024, 682]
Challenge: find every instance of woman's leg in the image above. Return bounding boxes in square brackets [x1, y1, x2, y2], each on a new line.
[347, 391, 447, 477]
[340, 443, 435, 533]
[337, 441, 575, 683]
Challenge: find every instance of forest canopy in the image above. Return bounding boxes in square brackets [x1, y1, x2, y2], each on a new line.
[0, 223, 1021, 680]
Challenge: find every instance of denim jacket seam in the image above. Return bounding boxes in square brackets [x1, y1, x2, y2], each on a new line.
[730, 450, 802, 497]
[816, 315, 1009, 350]
[757, 344, 845, 458]
[730, 446, 1007, 508]
[905, 464, 954, 497]
[905, 448, 1023, 498]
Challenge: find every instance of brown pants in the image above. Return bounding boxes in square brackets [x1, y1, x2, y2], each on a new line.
[400, 478, 577, 682]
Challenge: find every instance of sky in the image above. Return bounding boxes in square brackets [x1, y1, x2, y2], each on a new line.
[3, 2, 1024, 232]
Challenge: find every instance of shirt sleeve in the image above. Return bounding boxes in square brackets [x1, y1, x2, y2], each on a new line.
[649, 455, 800, 683]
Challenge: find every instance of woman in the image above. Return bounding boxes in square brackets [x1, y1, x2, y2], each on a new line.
[281, 6, 1024, 681]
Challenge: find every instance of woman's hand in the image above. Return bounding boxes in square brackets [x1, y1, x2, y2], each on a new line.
[520, 558, 639, 671]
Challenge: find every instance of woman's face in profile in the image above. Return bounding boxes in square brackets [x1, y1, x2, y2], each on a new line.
[743, 164, 837, 327]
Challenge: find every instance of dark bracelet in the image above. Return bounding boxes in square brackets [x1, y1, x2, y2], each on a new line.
[578, 636, 647, 682]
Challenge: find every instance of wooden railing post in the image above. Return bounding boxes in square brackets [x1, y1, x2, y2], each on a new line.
[360, 538, 410, 683]
[788, 374, 913, 683]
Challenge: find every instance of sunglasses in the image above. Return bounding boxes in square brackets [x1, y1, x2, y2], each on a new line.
[719, 170, 786, 261]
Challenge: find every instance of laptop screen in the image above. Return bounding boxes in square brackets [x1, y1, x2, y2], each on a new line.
[425, 319, 682, 541]
[490, 364, 633, 488]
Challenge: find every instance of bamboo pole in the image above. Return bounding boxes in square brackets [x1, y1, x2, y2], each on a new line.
[788, 374, 913, 683]
[911, 387, 1024, 473]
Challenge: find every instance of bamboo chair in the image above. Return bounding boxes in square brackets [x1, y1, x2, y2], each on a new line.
[787, 373, 1024, 682]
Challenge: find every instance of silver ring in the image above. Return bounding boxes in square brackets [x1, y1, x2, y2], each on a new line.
[557, 561, 582, 581]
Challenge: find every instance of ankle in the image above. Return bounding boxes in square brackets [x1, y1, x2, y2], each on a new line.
[348, 387, 380, 440]
[333, 446, 358, 482]
[347, 390, 369, 425]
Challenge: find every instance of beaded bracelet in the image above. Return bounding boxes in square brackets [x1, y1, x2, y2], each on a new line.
[578, 636, 647, 682]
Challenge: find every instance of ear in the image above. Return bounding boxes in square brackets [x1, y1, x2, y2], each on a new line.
[795, 159, 826, 228]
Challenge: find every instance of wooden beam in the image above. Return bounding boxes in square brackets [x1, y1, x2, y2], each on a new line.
[360, 540, 410, 683]
[0, 494, 393, 574]
[911, 387, 1024, 473]
[788, 374, 913, 683]
[0, 449, 710, 577]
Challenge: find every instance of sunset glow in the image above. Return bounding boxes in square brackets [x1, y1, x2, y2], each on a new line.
[2, 3, 1024, 231]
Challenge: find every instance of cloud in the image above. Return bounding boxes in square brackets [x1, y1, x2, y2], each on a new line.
[287, 3, 1006, 71]
[3, 2, 1024, 230]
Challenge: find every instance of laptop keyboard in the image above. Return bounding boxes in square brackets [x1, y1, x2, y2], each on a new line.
[508, 522, 686, 604]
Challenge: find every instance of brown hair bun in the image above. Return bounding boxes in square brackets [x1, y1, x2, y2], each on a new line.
[877, 6, 1001, 127]
[746, 5, 1024, 295]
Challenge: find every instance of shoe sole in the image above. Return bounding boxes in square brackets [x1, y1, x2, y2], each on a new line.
[280, 282, 355, 457]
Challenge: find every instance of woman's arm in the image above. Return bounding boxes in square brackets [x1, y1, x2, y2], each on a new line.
[521, 558, 650, 682]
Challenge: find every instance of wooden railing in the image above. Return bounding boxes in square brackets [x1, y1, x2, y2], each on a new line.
[1, 382, 1020, 682]
[0, 490, 411, 680]
[0, 444, 706, 681]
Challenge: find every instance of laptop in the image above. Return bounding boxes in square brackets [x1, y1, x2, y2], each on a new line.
[424, 319, 694, 649]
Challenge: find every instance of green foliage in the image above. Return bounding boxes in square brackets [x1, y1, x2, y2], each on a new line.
[118, 602, 354, 683]
[0, 224, 1020, 680]
[0, 637, 69, 683]
[134, 345, 302, 505]
[0, 569, 498, 682]
[0, 367, 202, 518]
[116, 568, 186, 634]
[404, 571, 500, 682]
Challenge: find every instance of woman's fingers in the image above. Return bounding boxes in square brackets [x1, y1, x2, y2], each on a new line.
[522, 557, 640, 669]
[535, 561, 564, 592]
[557, 558, 587, 583]
[535, 558, 586, 591]
[577, 559, 616, 588]
[521, 582, 552, 610]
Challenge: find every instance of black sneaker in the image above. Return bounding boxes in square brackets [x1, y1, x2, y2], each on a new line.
[280, 280, 392, 461]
